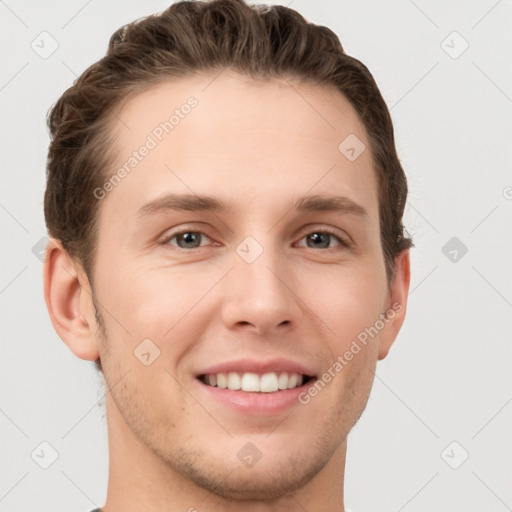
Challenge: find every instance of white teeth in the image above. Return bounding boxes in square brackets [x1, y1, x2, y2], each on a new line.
[260, 373, 279, 393]
[241, 372, 260, 392]
[203, 371, 307, 392]
[217, 373, 227, 389]
[277, 372, 288, 390]
[287, 373, 298, 389]
[227, 372, 241, 390]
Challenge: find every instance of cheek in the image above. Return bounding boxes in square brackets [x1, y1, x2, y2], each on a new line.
[305, 265, 386, 341]
[95, 263, 217, 372]
[97, 262, 202, 331]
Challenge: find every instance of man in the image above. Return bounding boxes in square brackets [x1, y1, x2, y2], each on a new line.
[43, 0, 412, 510]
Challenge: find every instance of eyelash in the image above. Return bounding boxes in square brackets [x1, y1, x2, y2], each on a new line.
[160, 227, 353, 251]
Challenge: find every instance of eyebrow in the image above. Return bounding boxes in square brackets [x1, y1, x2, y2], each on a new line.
[137, 193, 369, 220]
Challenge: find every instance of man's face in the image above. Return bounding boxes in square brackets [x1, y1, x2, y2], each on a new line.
[90, 71, 399, 499]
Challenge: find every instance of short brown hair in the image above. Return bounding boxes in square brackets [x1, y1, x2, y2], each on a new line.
[44, 0, 414, 373]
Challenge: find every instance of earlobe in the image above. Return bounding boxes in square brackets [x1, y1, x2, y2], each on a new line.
[377, 249, 411, 360]
[43, 239, 100, 361]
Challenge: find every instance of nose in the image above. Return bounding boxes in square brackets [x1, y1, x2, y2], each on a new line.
[220, 242, 303, 337]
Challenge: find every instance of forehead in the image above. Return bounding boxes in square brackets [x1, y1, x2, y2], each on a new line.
[104, 71, 379, 222]
[113, 71, 368, 152]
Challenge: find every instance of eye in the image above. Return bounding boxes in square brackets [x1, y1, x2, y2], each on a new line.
[161, 228, 352, 251]
[296, 229, 351, 250]
[163, 230, 212, 249]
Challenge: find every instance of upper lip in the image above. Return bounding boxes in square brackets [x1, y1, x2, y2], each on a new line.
[196, 358, 316, 378]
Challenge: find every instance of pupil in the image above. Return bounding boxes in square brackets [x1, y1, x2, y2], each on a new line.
[309, 233, 328, 248]
[180, 232, 199, 248]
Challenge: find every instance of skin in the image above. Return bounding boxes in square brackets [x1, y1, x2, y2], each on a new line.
[44, 70, 410, 512]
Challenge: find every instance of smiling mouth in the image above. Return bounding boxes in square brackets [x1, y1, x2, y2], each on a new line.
[198, 371, 314, 393]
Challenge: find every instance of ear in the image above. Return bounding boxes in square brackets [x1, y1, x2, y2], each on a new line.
[43, 238, 100, 361]
[377, 249, 411, 360]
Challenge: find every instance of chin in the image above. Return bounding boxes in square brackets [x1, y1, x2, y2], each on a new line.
[171, 450, 329, 501]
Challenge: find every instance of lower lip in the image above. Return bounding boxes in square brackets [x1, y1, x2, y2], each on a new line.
[196, 378, 317, 415]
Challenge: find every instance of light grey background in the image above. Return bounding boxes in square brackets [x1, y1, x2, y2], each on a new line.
[1, 1, 511, 511]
